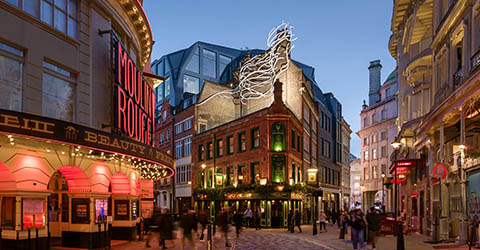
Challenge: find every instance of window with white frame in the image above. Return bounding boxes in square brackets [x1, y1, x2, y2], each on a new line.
[0, 42, 23, 112]
[175, 165, 192, 184]
[175, 124, 182, 134]
[4, 0, 78, 38]
[184, 119, 192, 130]
[184, 138, 191, 156]
[42, 60, 75, 122]
[175, 141, 182, 159]
[166, 129, 170, 141]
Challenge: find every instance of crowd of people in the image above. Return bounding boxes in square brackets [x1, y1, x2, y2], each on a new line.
[143, 206, 261, 249]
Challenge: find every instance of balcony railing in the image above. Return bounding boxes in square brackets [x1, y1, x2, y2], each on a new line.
[471, 49, 480, 71]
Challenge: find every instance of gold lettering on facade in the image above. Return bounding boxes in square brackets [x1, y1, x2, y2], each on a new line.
[120, 140, 129, 150]
[84, 131, 98, 143]
[98, 134, 110, 146]
[31, 120, 55, 134]
[137, 145, 145, 154]
[111, 138, 121, 149]
[0, 114, 21, 128]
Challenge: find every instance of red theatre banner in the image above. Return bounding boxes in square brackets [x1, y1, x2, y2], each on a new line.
[389, 159, 423, 175]
[114, 40, 155, 145]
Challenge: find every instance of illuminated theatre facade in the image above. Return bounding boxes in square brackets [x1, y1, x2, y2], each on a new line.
[0, 0, 173, 249]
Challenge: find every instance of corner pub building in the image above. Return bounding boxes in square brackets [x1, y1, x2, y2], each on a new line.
[0, 0, 174, 249]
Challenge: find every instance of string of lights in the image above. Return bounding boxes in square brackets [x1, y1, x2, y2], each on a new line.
[197, 22, 296, 106]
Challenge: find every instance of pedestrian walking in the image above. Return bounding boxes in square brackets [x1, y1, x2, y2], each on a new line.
[233, 210, 243, 238]
[295, 209, 302, 233]
[159, 209, 173, 249]
[253, 209, 260, 230]
[244, 207, 253, 228]
[366, 207, 380, 250]
[180, 209, 196, 250]
[343, 210, 350, 235]
[145, 207, 161, 248]
[198, 210, 208, 241]
[216, 208, 231, 247]
[350, 209, 366, 250]
[288, 210, 294, 233]
[319, 210, 327, 233]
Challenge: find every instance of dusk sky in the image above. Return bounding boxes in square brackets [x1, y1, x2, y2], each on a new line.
[143, 0, 396, 157]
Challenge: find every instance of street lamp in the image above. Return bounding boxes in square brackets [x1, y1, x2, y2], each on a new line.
[391, 140, 404, 250]
[201, 164, 206, 189]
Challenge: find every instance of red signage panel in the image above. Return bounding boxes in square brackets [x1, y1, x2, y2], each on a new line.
[114, 40, 155, 146]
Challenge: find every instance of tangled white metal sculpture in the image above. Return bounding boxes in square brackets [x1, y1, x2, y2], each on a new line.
[197, 22, 296, 105]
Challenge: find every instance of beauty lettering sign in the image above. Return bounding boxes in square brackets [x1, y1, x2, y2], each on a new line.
[114, 40, 155, 146]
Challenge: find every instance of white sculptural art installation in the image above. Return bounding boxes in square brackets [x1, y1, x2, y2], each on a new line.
[197, 22, 297, 106]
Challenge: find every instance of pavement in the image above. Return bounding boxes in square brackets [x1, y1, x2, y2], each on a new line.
[54, 224, 476, 250]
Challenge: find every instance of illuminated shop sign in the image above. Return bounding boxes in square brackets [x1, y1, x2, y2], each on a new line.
[114, 41, 155, 145]
[0, 108, 174, 169]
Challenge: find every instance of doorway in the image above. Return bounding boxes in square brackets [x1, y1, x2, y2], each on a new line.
[47, 171, 69, 245]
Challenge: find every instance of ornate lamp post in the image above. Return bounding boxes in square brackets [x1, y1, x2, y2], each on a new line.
[391, 141, 404, 250]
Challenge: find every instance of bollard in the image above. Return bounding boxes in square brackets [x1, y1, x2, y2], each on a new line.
[207, 223, 213, 250]
[397, 222, 405, 250]
[16, 231, 19, 250]
[313, 221, 317, 235]
[104, 223, 107, 248]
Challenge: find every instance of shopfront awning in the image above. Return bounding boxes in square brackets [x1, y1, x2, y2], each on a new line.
[321, 187, 341, 194]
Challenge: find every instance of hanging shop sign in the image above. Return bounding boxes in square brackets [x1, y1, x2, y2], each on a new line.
[113, 40, 155, 146]
[389, 159, 422, 175]
[0, 108, 174, 173]
[432, 163, 448, 180]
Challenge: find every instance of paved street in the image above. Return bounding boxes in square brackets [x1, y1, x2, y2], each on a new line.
[106, 224, 471, 250]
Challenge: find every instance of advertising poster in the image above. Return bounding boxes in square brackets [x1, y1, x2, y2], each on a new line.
[114, 200, 129, 220]
[72, 198, 90, 224]
[95, 199, 108, 223]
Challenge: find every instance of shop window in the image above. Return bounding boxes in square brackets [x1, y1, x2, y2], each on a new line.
[250, 162, 260, 184]
[175, 124, 182, 134]
[271, 122, 286, 152]
[184, 138, 192, 156]
[39, 0, 77, 38]
[22, 198, 45, 229]
[226, 166, 233, 186]
[183, 75, 200, 94]
[238, 132, 246, 152]
[0, 42, 23, 112]
[198, 144, 205, 161]
[95, 199, 108, 223]
[185, 47, 199, 73]
[251, 127, 260, 149]
[175, 141, 182, 159]
[226, 135, 234, 155]
[42, 61, 75, 122]
[237, 164, 246, 184]
[202, 49, 216, 78]
[1, 197, 15, 229]
[291, 130, 296, 149]
[184, 119, 192, 130]
[216, 139, 223, 157]
[207, 142, 213, 159]
[164, 77, 171, 97]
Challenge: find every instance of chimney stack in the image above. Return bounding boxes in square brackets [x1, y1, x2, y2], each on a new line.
[368, 60, 382, 106]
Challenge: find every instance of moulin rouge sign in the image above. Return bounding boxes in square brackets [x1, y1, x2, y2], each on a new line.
[114, 41, 154, 145]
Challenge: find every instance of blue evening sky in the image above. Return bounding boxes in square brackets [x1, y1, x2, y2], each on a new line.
[143, 0, 396, 157]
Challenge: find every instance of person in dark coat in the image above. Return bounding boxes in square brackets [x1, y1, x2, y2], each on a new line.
[366, 207, 380, 250]
[180, 209, 196, 250]
[198, 210, 208, 241]
[253, 209, 260, 230]
[295, 209, 302, 233]
[232, 210, 243, 238]
[349, 209, 366, 250]
[159, 209, 173, 249]
[145, 207, 161, 248]
[287, 210, 294, 233]
[216, 208, 231, 247]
